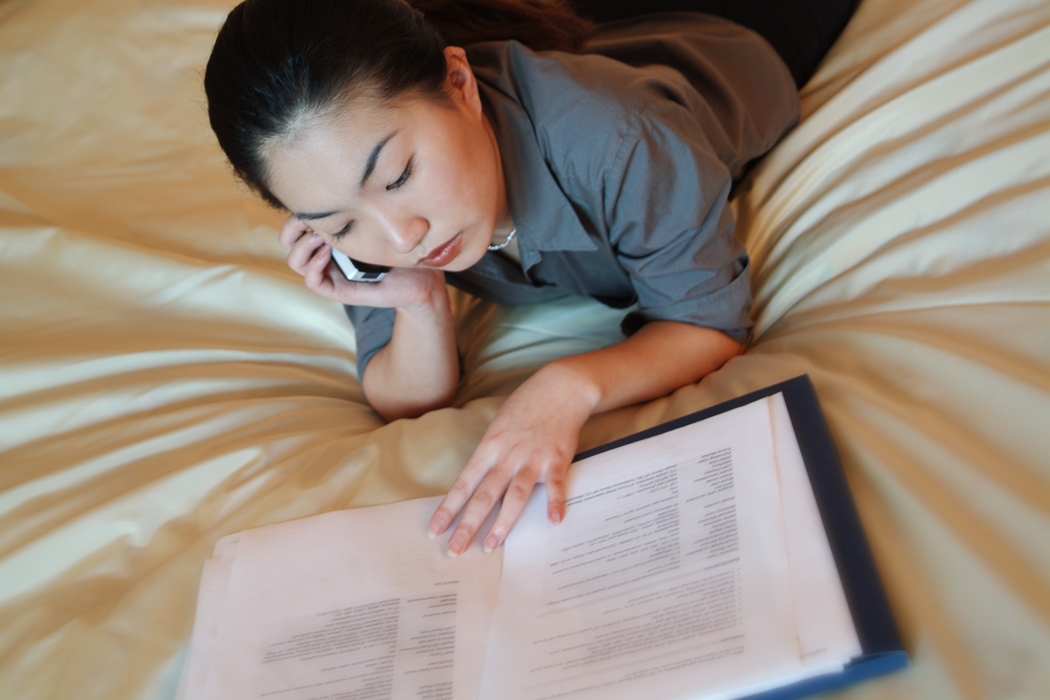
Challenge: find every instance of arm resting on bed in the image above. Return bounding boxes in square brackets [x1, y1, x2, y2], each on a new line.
[361, 285, 460, 422]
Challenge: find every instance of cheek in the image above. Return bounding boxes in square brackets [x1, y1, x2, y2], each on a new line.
[332, 220, 403, 264]
[454, 152, 497, 215]
[441, 122, 497, 208]
[335, 239, 386, 266]
[427, 156, 482, 216]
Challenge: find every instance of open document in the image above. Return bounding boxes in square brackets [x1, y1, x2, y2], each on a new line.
[478, 394, 859, 700]
[179, 378, 904, 700]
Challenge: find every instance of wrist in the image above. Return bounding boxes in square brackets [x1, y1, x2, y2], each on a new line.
[399, 275, 451, 318]
[534, 359, 603, 419]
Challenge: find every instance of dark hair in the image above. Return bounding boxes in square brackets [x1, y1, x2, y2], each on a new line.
[204, 0, 593, 208]
[412, 0, 594, 53]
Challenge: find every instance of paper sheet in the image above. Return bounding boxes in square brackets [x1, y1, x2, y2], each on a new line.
[768, 394, 861, 668]
[188, 498, 502, 700]
[479, 396, 859, 700]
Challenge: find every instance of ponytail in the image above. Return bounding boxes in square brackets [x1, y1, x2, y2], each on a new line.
[204, 0, 593, 207]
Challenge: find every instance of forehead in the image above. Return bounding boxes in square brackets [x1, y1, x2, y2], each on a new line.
[264, 95, 421, 212]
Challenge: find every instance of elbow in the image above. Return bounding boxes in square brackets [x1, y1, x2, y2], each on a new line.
[362, 373, 458, 423]
[369, 391, 457, 423]
[359, 345, 460, 422]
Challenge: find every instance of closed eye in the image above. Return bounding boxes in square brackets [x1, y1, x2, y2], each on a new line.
[331, 220, 354, 240]
[387, 157, 413, 191]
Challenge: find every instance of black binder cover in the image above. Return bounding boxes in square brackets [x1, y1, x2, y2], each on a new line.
[574, 375, 909, 700]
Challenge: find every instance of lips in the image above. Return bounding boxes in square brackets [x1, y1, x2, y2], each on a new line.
[419, 233, 462, 267]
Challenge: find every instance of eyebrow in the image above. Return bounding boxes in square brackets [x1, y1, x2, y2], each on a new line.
[361, 132, 396, 188]
[294, 132, 398, 221]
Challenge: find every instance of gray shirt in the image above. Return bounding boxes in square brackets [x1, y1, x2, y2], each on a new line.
[347, 13, 799, 378]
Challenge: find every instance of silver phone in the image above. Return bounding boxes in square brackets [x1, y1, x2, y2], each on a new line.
[330, 247, 389, 283]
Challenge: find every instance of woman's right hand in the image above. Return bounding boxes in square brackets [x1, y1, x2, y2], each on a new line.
[279, 214, 459, 420]
[278, 214, 445, 310]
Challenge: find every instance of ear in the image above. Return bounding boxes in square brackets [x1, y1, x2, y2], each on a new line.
[443, 46, 483, 117]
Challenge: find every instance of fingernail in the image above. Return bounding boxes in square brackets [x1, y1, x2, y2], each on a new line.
[428, 518, 445, 539]
[483, 534, 500, 553]
[550, 509, 563, 524]
[447, 538, 465, 557]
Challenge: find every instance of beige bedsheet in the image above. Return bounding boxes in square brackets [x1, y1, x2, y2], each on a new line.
[1, 0, 1048, 698]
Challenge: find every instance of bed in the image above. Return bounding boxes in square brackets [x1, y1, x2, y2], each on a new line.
[1, 0, 1047, 698]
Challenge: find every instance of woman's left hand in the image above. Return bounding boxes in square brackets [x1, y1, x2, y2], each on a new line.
[427, 321, 744, 555]
[428, 362, 599, 555]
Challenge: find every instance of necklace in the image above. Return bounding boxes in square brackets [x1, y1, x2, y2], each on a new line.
[488, 228, 517, 251]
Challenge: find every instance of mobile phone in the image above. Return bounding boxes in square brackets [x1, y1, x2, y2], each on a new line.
[330, 247, 389, 283]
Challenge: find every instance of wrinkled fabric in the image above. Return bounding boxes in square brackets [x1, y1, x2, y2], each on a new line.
[1, 1, 1049, 699]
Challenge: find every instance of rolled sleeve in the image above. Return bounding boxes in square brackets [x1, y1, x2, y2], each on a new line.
[343, 305, 395, 380]
[606, 101, 753, 342]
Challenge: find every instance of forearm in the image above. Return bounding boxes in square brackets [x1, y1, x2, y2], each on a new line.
[542, 320, 743, 417]
[362, 288, 459, 421]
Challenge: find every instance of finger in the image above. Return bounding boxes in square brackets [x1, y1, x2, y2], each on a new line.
[545, 461, 568, 525]
[445, 465, 519, 556]
[480, 464, 544, 553]
[278, 215, 312, 250]
[426, 449, 499, 537]
[302, 240, 332, 287]
[287, 232, 327, 276]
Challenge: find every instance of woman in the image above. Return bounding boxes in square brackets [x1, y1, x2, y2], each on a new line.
[204, 0, 856, 556]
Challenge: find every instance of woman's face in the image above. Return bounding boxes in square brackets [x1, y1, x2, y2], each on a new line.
[265, 48, 507, 272]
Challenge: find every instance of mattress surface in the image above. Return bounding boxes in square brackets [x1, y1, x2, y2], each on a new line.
[1, 0, 1048, 698]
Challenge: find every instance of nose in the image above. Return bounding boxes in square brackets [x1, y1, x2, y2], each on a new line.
[376, 208, 429, 254]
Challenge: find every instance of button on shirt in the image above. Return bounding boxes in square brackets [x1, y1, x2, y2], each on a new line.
[347, 13, 800, 378]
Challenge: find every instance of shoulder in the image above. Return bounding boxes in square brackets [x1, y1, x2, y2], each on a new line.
[468, 15, 798, 181]
[471, 39, 725, 216]
[470, 41, 660, 159]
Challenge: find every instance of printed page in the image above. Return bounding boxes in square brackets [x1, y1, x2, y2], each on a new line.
[768, 394, 861, 668]
[479, 396, 857, 700]
[176, 538, 238, 700]
[195, 497, 502, 700]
